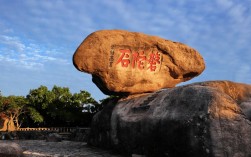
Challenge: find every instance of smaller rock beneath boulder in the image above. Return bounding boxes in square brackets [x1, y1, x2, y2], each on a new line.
[46, 133, 62, 142]
[88, 81, 251, 157]
[240, 99, 251, 120]
[0, 141, 23, 157]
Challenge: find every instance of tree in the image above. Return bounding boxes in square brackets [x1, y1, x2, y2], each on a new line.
[26, 85, 54, 127]
[71, 90, 101, 126]
[0, 95, 43, 131]
[0, 85, 101, 128]
[26, 85, 100, 127]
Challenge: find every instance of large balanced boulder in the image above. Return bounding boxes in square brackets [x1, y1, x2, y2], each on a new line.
[73, 30, 205, 95]
[88, 81, 251, 157]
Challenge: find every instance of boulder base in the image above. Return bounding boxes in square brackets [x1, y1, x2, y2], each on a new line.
[88, 81, 251, 157]
[73, 30, 205, 95]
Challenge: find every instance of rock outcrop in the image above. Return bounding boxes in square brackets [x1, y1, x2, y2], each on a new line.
[46, 133, 62, 142]
[88, 81, 251, 157]
[0, 142, 23, 157]
[73, 30, 205, 95]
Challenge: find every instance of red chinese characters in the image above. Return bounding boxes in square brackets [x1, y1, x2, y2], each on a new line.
[132, 51, 146, 70]
[116, 49, 131, 67]
[115, 49, 161, 72]
[148, 52, 161, 71]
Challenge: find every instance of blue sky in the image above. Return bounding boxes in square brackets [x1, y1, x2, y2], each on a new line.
[0, 0, 251, 101]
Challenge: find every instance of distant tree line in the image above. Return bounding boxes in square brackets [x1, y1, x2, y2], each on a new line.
[0, 85, 103, 130]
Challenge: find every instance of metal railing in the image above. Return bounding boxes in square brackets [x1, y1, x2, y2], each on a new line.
[17, 127, 89, 132]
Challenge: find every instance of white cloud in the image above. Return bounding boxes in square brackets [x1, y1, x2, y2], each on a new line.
[216, 0, 233, 8]
[0, 35, 25, 52]
[0, 35, 69, 70]
[2, 28, 13, 33]
[20, 60, 44, 70]
[0, 0, 97, 46]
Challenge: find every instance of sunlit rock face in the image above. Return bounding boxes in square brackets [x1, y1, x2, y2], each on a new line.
[73, 30, 205, 95]
[88, 81, 251, 157]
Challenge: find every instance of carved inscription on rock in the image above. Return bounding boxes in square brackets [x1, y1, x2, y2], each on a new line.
[109, 45, 162, 72]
